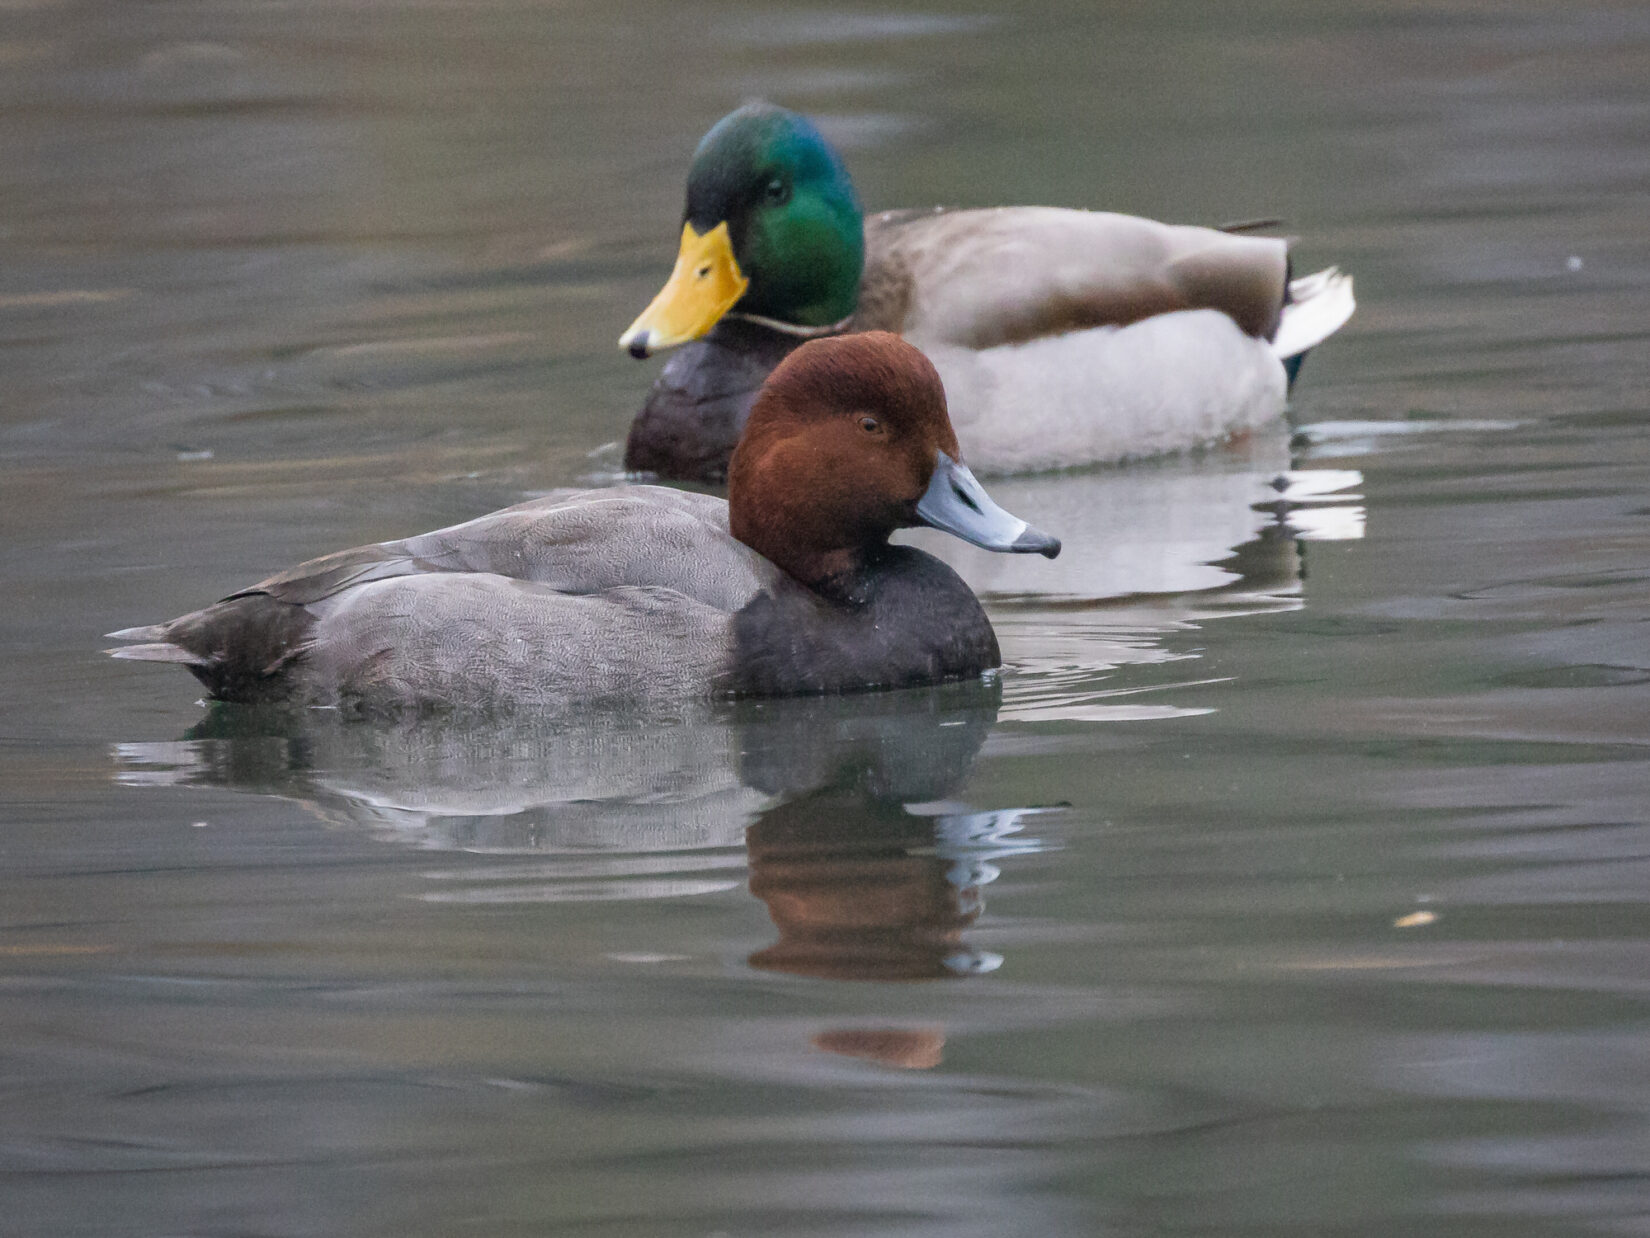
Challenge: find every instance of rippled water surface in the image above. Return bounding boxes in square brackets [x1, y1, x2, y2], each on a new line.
[4, 1, 1649, 1234]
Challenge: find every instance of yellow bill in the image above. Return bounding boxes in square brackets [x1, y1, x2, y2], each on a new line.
[620, 221, 748, 358]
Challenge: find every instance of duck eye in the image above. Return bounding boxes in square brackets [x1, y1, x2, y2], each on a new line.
[764, 178, 790, 206]
[859, 416, 881, 434]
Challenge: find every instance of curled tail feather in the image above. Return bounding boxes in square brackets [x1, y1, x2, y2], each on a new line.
[1272, 266, 1355, 361]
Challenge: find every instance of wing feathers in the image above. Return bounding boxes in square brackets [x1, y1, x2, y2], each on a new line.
[871, 208, 1293, 350]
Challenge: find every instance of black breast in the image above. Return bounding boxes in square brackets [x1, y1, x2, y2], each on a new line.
[724, 546, 1001, 697]
[624, 319, 805, 483]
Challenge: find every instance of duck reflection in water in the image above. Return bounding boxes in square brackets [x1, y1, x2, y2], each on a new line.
[751, 790, 1059, 1068]
[742, 686, 1047, 1070]
[748, 784, 1058, 983]
[115, 679, 1054, 989]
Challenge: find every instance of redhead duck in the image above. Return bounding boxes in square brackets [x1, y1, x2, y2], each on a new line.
[621, 102, 1355, 482]
[108, 333, 1060, 713]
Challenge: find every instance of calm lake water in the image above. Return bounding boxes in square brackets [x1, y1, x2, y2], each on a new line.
[4, 1, 1649, 1234]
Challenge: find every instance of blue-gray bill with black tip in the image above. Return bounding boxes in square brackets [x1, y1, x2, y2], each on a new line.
[915, 452, 1061, 558]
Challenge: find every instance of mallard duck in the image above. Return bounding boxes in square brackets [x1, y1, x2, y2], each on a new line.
[108, 333, 1059, 713]
[621, 102, 1354, 482]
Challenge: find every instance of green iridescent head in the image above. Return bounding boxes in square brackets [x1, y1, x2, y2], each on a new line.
[620, 103, 865, 356]
[685, 103, 865, 327]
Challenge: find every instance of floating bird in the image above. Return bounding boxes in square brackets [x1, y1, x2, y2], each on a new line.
[109, 334, 1059, 713]
[622, 102, 1353, 482]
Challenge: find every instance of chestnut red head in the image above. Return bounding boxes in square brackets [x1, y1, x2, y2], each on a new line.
[728, 332, 1059, 595]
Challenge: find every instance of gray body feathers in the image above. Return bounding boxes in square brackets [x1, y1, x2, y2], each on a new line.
[107, 486, 1000, 713]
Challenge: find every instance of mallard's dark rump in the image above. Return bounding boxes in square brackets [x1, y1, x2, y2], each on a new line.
[625, 319, 804, 482]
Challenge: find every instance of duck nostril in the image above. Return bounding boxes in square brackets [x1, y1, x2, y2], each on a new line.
[696, 265, 711, 278]
[951, 482, 982, 514]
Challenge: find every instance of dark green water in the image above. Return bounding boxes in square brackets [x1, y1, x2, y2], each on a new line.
[3, 2, 1648, 1234]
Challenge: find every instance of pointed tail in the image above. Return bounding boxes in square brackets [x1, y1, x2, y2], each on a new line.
[106, 642, 208, 666]
[105, 625, 208, 666]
